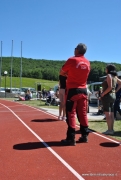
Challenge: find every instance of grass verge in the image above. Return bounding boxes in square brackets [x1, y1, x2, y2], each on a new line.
[77, 119, 121, 141]
[89, 121, 121, 141]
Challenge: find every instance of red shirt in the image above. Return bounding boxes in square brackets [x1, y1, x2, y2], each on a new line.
[62, 55, 90, 89]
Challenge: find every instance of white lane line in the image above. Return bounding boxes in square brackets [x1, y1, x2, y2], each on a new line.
[0, 103, 84, 180]
[0, 111, 38, 113]
[11, 101, 58, 118]
[92, 131, 121, 144]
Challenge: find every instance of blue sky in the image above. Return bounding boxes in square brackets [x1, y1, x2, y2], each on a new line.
[0, 0, 121, 63]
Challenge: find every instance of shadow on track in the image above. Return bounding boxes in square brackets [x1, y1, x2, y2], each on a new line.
[13, 141, 64, 150]
[31, 118, 58, 122]
[13, 140, 120, 150]
[100, 142, 120, 147]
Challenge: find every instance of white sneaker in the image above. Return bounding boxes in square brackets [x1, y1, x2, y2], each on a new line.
[103, 130, 114, 135]
[62, 116, 66, 121]
[58, 116, 62, 120]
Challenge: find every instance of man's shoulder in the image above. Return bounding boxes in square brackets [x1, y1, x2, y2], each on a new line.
[81, 56, 90, 63]
[67, 56, 76, 61]
[68, 56, 89, 61]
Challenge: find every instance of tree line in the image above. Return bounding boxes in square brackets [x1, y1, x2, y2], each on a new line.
[1, 57, 121, 82]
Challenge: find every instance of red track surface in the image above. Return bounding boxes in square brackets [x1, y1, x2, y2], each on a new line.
[0, 99, 121, 180]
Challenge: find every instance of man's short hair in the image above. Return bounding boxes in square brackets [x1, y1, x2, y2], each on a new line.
[76, 43, 87, 55]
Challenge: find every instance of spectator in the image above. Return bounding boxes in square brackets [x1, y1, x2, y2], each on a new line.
[101, 64, 121, 135]
[49, 88, 55, 97]
[37, 91, 41, 99]
[87, 85, 92, 113]
[58, 73, 67, 120]
[42, 87, 46, 99]
[114, 84, 121, 120]
[46, 88, 55, 104]
[87, 85, 92, 101]
[18, 89, 32, 101]
[95, 87, 103, 115]
[55, 87, 59, 98]
[60, 43, 90, 146]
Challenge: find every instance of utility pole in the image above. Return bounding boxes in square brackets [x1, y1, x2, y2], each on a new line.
[10, 40, 13, 92]
[0, 41, 2, 88]
[20, 41, 22, 90]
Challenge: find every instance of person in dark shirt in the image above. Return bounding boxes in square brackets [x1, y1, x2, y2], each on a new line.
[42, 87, 46, 99]
[114, 84, 121, 120]
[18, 89, 32, 101]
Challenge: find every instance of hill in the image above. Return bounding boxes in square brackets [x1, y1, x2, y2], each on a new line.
[0, 76, 58, 91]
[0, 57, 121, 82]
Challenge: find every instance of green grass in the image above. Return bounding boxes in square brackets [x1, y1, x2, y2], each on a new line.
[19, 99, 59, 109]
[89, 120, 121, 140]
[77, 119, 121, 141]
[1, 76, 58, 90]
[4, 98, 121, 141]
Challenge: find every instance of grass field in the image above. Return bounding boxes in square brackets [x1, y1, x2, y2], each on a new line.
[0, 76, 58, 91]
[9, 98, 121, 141]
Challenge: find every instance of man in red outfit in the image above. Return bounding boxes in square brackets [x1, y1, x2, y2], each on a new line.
[60, 43, 90, 146]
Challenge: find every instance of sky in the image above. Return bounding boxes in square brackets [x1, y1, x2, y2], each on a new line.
[0, 0, 121, 63]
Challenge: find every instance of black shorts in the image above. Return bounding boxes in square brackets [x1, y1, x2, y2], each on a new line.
[101, 93, 116, 112]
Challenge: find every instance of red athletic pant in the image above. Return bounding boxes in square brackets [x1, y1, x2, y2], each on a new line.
[66, 94, 88, 129]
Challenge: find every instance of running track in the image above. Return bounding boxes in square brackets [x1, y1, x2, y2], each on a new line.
[0, 99, 121, 180]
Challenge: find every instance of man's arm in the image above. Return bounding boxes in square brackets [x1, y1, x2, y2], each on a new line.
[59, 69, 68, 76]
[59, 58, 72, 76]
